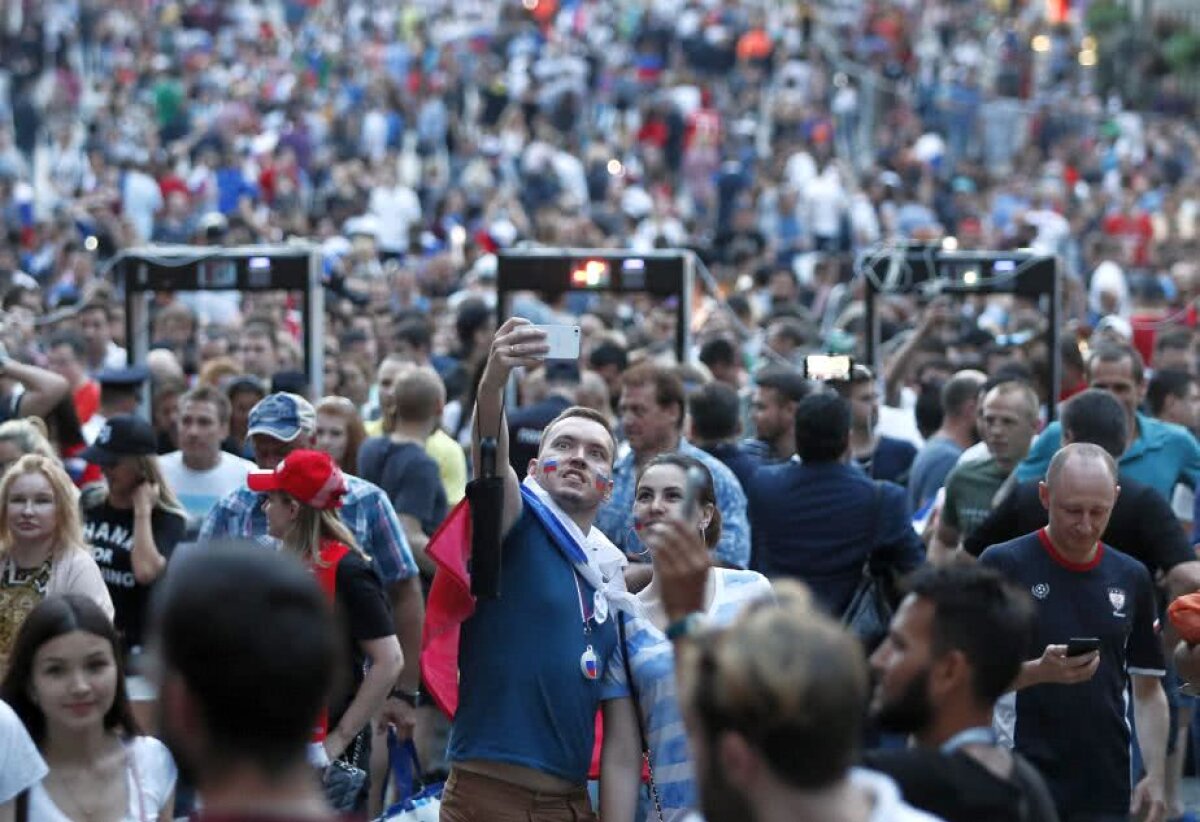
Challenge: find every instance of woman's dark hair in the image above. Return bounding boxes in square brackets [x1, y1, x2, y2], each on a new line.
[635, 454, 722, 547]
[0, 594, 139, 744]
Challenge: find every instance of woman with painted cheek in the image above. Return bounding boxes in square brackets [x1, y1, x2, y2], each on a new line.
[0, 455, 113, 673]
[599, 455, 773, 822]
[249, 449, 402, 803]
[0, 594, 176, 820]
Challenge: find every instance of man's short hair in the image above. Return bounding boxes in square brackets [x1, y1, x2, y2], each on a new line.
[795, 393, 850, 463]
[1147, 369, 1195, 417]
[1155, 328, 1192, 356]
[80, 300, 114, 323]
[752, 366, 810, 403]
[48, 329, 86, 360]
[537, 405, 617, 460]
[907, 565, 1036, 707]
[1086, 342, 1145, 384]
[180, 384, 233, 425]
[982, 379, 1039, 423]
[622, 363, 686, 428]
[689, 580, 865, 791]
[941, 371, 986, 419]
[243, 316, 279, 348]
[391, 366, 444, 424]
[152, 544, 336, 776]
[699, 337, 738, 370]
[688, 382, 740, 442]
[589, 341, 628, 371]
[1060, 389, 1128, 459]
[393, 318, 432, 352]
[1046, 442, 1118, 489]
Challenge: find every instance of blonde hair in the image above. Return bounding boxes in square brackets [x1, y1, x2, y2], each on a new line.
[278, 494, 370, 568]
[0, 419, 57, 461]
[0, 455, 85, 558]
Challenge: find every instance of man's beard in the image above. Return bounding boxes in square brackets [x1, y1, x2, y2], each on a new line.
[699, 742, 755, 822]
[873, 666, 934, 736]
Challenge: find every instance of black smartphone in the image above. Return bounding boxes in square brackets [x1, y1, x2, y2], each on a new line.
[1066, 637, 1101, 657]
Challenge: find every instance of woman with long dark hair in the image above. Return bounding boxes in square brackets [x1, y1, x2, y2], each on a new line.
[0, 594, 176, 819]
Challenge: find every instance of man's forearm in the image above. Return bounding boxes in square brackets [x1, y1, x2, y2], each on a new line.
[6, 359, 68, 418]
[1011, 659, 1043, 691]
[1134, 678, 1170, 784]
[390, 577, 425, 692]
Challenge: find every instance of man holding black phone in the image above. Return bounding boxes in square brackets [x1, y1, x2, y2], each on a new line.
[979, 443, 1168, 822]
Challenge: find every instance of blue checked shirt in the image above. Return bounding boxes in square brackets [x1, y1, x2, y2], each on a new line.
[198, 474, 419, 584]
[595, 440, 751, 569]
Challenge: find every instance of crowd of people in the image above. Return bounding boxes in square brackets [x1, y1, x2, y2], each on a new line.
[2, 0, 1200, 820]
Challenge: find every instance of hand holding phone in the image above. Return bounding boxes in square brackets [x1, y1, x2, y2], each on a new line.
[1066, 637, 1101, 657]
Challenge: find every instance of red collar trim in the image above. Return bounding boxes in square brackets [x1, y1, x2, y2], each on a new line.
[1036, 527, 1103, 572]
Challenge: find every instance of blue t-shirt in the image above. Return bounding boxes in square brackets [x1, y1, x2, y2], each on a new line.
[980, 530, 1164, 818]
[907, 435, 963, 513]
[448, 509, 626, 784]
[1015, 413, 1200, 500]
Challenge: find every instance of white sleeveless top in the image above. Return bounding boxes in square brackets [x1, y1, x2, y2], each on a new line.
[29, 736, 176, 822]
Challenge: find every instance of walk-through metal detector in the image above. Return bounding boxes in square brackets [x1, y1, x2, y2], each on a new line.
[861, 247, 1061, 417]
[116, 244, 325, 405]
[496, 249, 693, 363]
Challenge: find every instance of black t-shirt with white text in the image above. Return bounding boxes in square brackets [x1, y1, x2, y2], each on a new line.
[980, 529, 1164, 818]
[82, 500, 186, 653]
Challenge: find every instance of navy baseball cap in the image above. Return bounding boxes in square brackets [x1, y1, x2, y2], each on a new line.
[80, 415, 157, 466]
[246, 393, 317, 443]
[95, 365, 150, 387]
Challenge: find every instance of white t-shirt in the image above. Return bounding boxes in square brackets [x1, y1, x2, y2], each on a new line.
[29, 736, 176, 821]
[159, 451, 255, 534]
[0, 698, 46, 801]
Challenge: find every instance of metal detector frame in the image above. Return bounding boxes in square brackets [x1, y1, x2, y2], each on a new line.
[861, 249, 1062, 419]
[496, 249, 693, 364]
[117, 244, 324, 409]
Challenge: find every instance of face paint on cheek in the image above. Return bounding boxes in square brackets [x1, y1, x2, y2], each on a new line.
[541, 459, 558, 475]
[594, 471, 611, 492]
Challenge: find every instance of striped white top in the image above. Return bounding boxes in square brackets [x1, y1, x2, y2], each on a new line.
[603, 569, 773, 821]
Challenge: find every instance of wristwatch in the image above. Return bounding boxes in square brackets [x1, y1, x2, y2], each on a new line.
[389, 687, 423, 708]
[665, 612, 708, 641]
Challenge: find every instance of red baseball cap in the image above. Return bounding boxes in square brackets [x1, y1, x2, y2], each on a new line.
[247, 450, 346, 510]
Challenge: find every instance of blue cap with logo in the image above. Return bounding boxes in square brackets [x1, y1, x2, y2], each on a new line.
[246, 392, 317, 443]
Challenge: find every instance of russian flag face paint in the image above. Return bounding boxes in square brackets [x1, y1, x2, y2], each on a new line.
[594, 471, 611, 492]
[541, 459, 558, 474]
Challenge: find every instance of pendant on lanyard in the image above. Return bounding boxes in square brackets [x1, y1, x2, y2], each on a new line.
[574, 572, 602, 680]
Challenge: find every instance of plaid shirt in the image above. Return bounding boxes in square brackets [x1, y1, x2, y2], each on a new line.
[198, 474, 419, 584]
[595, 440, 751, 569]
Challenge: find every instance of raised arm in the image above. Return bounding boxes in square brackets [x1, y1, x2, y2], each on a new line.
[472, 318, 549, 536]
[3, 357, 69, 419]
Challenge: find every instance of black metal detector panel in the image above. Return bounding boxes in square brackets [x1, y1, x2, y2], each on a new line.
[496, 249, 692, 363]
[860, 247, 1061, 418]
[117, 245, 324, 405]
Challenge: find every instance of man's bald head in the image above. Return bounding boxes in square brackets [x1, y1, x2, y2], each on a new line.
[1045, 442, 1118, 490]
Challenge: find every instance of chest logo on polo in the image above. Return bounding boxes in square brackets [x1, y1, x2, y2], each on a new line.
[1108, 587, 1126, 617]
[1031, 583, 1049, 600]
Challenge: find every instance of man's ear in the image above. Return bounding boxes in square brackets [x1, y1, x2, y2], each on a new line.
[717, 731, 760, 790]
[528, 458, 540, 478]
[1038, 481, 1050, 511]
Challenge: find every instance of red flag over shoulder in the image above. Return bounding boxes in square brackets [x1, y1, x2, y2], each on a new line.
[420, 499, 474, 717]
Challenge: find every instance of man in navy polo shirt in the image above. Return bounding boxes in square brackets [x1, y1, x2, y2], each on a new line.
[981, 443, 1168, 822]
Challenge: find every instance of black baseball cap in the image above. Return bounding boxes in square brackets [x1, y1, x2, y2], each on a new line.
[80, 415, 157, 466]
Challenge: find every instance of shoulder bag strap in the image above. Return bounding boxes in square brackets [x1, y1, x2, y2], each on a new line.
[862, 480, 883, 578]
[618, 614, 665, 822]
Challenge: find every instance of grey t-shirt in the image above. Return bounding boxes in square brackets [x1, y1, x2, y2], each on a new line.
[907, 435, 964, 514]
